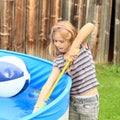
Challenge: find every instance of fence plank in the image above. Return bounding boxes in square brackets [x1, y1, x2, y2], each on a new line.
[96, 0, 112, 64]
[74, 0, 87, 30]
[62, 0, 75, 22]
[0, 0, 14, 50]
[25, 0, 39, 55]
[86, 0, 102, 60]
[38, 0, 50, 58]
[13, 0, 26, 52]
[114, 0, 120, 64]
[0, 0, 4, 48]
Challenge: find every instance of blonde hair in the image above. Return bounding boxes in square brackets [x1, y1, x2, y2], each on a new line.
[49, 21, 77, 58]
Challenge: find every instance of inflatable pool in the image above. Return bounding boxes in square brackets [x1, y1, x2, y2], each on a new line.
[0, 49, 72, 120]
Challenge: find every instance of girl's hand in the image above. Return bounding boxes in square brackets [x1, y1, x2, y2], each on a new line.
[67, 48, 79, 61]
[33, 106, 39, 113]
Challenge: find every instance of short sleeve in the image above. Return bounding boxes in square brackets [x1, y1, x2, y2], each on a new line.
[53, 59, 59, 68]
[52, 55, 65, 71]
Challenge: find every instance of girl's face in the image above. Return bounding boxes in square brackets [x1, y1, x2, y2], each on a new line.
[53, 32, 71, 53]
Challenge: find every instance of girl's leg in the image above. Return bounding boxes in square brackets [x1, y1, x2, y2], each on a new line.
[69, 94, 99, 120]
[69, 103, 80, 120]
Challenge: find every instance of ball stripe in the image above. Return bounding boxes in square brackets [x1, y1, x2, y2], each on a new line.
[0, 62, 24, 81]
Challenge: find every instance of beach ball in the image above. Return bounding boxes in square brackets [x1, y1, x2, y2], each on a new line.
[0, 56, 30, 97]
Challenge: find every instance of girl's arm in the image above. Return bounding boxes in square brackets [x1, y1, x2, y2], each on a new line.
[33, 67, 60, 113]
[68, 23, 95, 60]
[71, 23, 95, 49]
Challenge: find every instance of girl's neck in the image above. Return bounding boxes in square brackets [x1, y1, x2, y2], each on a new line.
[63, 51, 69, 60]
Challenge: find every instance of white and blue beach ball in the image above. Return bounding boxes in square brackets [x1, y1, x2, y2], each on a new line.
[0, 56, 30, 97]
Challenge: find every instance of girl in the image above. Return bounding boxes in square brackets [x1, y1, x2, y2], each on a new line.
[33, 21, 99, 120]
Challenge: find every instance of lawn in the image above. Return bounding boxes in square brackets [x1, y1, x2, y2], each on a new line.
[96, 64, 120, 120]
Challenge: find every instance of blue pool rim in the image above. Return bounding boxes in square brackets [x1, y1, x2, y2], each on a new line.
[0, 49, 72, 120]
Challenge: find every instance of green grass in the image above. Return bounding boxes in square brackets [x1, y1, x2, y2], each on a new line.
[96, 64, 120, 120]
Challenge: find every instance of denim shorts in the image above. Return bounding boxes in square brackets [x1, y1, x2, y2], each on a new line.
[69, 94, 99, 120]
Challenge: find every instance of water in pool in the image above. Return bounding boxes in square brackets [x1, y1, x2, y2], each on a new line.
[0, 87, 53, 120]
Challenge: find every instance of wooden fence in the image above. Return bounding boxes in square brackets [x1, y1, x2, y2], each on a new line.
[0, 0, 120, 64]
